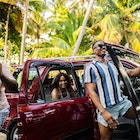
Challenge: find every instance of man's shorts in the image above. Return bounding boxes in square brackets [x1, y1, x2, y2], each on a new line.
[97, 98, 132, 127]
[0, 107, 10, 130]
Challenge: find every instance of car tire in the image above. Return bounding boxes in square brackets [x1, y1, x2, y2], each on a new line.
[7, 124, 18, 140]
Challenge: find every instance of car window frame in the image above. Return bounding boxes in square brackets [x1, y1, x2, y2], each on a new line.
[26, 61, 85, 105]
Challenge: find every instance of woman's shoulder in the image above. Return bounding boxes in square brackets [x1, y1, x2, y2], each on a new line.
[51, 88, 60, 101]
[51, 88, 59, 94]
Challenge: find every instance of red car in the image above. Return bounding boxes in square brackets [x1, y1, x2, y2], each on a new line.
[5, 59, 98, 140]
[3, 43, 140, 140]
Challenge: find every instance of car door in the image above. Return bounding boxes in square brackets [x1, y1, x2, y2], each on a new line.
[69, 62, 98, 139]
[18, 100, 72, 140]
[17, 60, 95, 140]
[106, 44, 140, 139]
[17, 60, 74, 140]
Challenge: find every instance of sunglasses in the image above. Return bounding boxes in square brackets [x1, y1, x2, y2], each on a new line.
[98, 44, 107, 49]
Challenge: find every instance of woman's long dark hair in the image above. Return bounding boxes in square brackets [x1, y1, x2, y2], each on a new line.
[52, 72, 71, 89]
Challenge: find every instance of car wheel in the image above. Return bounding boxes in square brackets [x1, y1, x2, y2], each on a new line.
[8, 124, 18, 140]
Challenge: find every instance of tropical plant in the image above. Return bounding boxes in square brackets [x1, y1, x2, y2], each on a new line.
[0, 0, 47, 64]
[0, 0, 140, 63]
[90, 0, 140, 53]
[32, 0, 94, 58]
[0, 1, 22, 64]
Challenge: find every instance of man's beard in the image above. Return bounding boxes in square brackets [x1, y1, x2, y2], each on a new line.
[97, 53, 106, 58]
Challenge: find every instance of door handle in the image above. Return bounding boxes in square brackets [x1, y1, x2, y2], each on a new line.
[25, 112, 33, 123]
[25, 112, 46, 123]
[32, 114, 46, 122]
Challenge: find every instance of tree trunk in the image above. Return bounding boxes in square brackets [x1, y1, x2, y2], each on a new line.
[20, 0, 29, 65]
[72, 0, 94, 56]
[4, 4, 11, 64]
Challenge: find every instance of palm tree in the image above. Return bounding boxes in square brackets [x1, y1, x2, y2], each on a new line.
[72, 0, 94, 56]
[20, 0, 46, 64]
[32, 0, 94, 58]
[1, 0, 140, 62]
[4, 4, 11, 64]
[70, 0, 140, 55]
[0, 0, 23, 64]
[20, 0, 29, 65]
[0, 0, 17, 64]
[90, 0, 140, 53]
[31, 0, 78, 58]
[27, 3, 48, 47]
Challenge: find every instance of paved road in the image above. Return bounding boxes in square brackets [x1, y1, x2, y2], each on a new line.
[0, 132, 7, 140]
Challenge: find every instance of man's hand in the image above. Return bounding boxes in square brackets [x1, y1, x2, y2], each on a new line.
[0, 63, 18, 92]
[101, 110, 119, 129]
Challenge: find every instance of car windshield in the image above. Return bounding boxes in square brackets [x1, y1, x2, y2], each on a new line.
[108, 44, 140, 65]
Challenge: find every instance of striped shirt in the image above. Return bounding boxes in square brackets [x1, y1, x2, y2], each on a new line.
[84, 60, 124, 108]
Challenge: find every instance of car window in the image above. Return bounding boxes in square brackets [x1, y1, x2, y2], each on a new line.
[74, 66, 85, 93]
[43, 69, 77, 102]
[17, 71, 23, 89]
[27, 65, 84, 104]
[27, 66, 46, 102]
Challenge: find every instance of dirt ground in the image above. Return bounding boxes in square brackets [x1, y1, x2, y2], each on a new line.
[0, 132, 7, 140]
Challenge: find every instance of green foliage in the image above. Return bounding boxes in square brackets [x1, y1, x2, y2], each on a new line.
[29, 0, 47, 13]
[0, 38, 4, 58]
[0, 0, 140, 64]
[89, 0, 140, 53]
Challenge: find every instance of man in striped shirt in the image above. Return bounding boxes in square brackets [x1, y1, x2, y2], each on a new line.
[84, 40, 136, 140]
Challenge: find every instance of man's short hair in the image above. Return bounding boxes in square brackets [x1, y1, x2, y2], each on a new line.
[92, 40, 104, 49]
